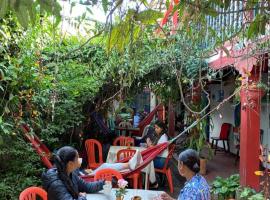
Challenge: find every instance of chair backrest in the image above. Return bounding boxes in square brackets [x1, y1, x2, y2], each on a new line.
[162, 144, 175, 170]
[94, 168, 123, 182]
[85, 139, 103, 167]
[117, 149, 136, 162]
[19, 187, 47, 200]
[219, 123, 232, 140]
[113, 136, 135, 146]
[119, 121, 132, 128]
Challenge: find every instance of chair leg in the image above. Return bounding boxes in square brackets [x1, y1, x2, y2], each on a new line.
[227, 140, 230, 153]
[223, 140, 226, 152]
[215, 140, 218, 155]
[133, 175, 138, 189]
[166, 169, 174, 194]
[211, 139, 214, 148]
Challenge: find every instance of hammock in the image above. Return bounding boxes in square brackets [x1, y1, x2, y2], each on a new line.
[129, 103, 164, 137]
[21, 125, 53, 169]
[80, 142, 170, 182]
[22, 114, 195, 182]
[91, 112, 111, 135]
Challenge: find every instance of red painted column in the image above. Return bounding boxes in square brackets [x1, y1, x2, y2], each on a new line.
[239, 68, 263, 190]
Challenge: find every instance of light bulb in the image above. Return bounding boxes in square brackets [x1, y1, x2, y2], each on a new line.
[219, 113, 223, 119]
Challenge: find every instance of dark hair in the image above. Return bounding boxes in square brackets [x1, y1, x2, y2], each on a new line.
[53, 146, 78, 199]
[154, 120, 167, 132]
[178, 149, 200, 173]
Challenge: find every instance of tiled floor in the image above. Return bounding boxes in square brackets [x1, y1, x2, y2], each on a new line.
[157, 152, 239, 198]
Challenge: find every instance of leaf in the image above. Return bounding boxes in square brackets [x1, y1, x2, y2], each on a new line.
[70, 2, 76, 14]
[86, 7, 93, 15]
[0, 0, 9, 17]
[102, 0, 108, 13]
[165, 0, 170, 10]
[14, 4, 29, 29]
[247, 16, 259, 39]
[224, 0, 231, 10]
[135, 9, 163, 25]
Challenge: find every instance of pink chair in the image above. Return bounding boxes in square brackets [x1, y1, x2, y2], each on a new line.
[19, 187, 47, 200]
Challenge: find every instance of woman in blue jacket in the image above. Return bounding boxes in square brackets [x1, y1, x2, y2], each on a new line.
[42, 146, 105, 200]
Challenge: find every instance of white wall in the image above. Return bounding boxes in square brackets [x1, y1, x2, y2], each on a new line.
[209, 80, 270, 154]
[209, 82, 238, 154]
[260, 103, 270, 147]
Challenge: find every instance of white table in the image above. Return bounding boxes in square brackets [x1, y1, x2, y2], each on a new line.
[86, 189, 162, 200]
[106, 146, 155, 189]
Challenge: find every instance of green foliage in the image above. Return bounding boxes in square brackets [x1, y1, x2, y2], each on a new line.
[211, 174, 240, 199]
[0, 135, 43, 199]
[0, 0, 61, 29]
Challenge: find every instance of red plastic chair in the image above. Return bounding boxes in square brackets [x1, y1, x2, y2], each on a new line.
[94, 168, 123, 183]
[211, 123, 232, 154]
[116, 149, 141, 189]
[19, 186, 47, 200]
[113, 136, 135, 146]
[154, 144, 175, 193]
[85, 139, 103, 169]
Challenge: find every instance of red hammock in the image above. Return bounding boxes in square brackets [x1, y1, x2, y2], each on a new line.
[130, 103, 164, 137]
[80, 142, 169, 182]
[21, 125, 172, 181]
[21, 125, 53, 169]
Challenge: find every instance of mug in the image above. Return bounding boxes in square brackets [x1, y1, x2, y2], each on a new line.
[103, 182, 112, 195]
[131, 196, 141, 200]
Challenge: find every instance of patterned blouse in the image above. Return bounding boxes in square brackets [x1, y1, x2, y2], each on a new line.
[178, 174, 210, 200]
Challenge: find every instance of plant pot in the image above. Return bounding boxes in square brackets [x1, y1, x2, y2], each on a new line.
[116, 196, 124, 200]
[199, 158, 207, 175]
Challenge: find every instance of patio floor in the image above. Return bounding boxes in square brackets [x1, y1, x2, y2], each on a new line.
[158, 152, 239, 198]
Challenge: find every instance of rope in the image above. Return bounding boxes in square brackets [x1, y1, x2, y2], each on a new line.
[170, 86, 242, 143]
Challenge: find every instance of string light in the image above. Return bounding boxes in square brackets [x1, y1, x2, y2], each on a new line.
[219, 113, 223, 119]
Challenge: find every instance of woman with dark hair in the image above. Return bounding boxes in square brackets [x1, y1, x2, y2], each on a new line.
[42, 146, 142, 200]
[160, 149, 210, 200]
[42, 146, 105, 200]
[146, 120, 169, 169]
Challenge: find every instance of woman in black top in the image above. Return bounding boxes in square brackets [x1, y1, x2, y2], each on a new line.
[42, 146, 105, 200]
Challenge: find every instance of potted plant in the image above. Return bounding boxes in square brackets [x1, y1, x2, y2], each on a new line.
[187, 115, 213, 175]
[211, 174, 240, 200]
[236, 186, 264, 200]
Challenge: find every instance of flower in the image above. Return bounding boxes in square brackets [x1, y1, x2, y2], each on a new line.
[115, 179, 128, 197]
[118, 179, 128, 188]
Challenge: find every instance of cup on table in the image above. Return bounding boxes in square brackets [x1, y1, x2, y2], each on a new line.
[131, 196, 141, 200]
[103, 181, 112, 195]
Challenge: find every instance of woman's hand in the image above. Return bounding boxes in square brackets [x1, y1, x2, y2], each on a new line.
[79, 192, 86, 197]
[146, 138, 153, 147]
[159, 192, 175, 200]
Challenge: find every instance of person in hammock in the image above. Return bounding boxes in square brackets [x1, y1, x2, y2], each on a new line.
[145, 120, 169, 188]
[160, 149, 210, 200]
[42, 146, 142, 200]
[146, 120, 169, 169]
